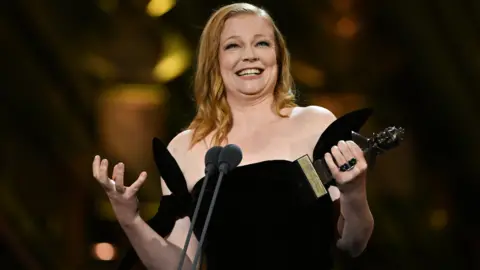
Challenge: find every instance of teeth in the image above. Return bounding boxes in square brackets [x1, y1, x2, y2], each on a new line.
[238, 68, 262, 76]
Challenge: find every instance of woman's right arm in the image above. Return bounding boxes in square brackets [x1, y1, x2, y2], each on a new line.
[120, 131, 199, 270]
[119, 181, 198, 270]
[93, 131, 198, 270]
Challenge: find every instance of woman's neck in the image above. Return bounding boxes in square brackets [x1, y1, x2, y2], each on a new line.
[227, 94, 279, 134]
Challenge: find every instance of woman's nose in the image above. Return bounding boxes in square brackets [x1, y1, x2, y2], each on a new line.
[242, 46, 258, 62]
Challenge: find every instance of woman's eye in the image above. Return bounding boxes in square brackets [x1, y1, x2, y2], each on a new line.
[257, 41, 270, 47]
[225, 43, 238, 50]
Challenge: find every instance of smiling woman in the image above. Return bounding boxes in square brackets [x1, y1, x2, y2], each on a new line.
[93, 3, 374, 270]
[219, 14, 278, 97]
[187, 3, 296, 149]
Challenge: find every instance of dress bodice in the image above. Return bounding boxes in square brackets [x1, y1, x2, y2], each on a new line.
[189, 160, 336, 270]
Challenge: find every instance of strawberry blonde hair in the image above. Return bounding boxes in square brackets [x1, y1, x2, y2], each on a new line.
[187, 3, 296, 147]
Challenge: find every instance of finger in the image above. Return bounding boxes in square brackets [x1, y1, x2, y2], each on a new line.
[331, 145, 347, 166]
[347, 141, 368, 170]
[99, 159, 110, 187]
[113, 162, 125, 188]
[324, 153, 340, 176]
[346, 140, 363, 158]
[127, 172, 148, 195]
[338, 140, 354, 161]
[92, 155, 100, 178]
[113, 163, 126, 193]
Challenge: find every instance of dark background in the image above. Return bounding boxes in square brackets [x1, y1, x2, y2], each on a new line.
[1, 0, 479, 269]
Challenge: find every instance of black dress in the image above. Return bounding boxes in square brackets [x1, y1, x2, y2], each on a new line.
[189, 160, 336, 269]
[118, 107, 374, 270]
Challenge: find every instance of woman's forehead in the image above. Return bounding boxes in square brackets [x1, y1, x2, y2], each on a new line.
[220, 14, 274, 40]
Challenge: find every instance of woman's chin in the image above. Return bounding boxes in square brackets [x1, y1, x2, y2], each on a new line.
[238, 85, 273, 96]
[225, 84, 275, 99]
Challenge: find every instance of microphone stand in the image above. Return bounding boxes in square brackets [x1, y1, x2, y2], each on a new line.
[190, 144, 242, 270]
[176, 170, 213, 270]
[190, 170, 226, 269]
[177, 146, 223, 270]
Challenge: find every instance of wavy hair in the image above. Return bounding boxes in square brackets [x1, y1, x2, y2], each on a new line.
[187, 3, 297, 147]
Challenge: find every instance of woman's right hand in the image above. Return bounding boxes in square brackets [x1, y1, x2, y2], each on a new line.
[92, 155, 148, 226]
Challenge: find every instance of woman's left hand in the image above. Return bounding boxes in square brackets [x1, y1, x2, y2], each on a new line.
[324, 140, 368, 194]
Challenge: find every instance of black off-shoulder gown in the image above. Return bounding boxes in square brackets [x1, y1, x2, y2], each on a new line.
[118, 154, 336, 269]
[188, 160, 336, 269]
[118, 108, 374, 270]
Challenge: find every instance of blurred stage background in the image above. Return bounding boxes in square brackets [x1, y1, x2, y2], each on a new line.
[1, 0, 480, 269]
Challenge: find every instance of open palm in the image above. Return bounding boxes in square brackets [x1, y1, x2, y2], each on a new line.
[92, 155, 148, 224]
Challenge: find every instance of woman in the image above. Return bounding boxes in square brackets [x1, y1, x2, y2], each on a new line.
[92, 3, 374, 269]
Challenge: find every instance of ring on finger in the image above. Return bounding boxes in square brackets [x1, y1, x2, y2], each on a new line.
[339, 163, 350, 172]
[339, 158, 357, 172]
[348, 158, 357, 167]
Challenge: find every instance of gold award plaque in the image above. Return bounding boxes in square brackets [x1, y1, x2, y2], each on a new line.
[296, 155, 328, 198]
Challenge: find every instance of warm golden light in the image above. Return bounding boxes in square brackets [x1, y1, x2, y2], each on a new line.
[332, 0, 352, 12]
[84, 53, 116, 80]
[96, 200, 116, 220]
[312, 93, 367, 117]
[336, 17, 358, 38]
[153, 33, 191, 82]
[291, 59, 325, 88]
[92, 242, 116, 261]
[97, 83, 168, 177]
[98, 0, 118, 13]
[146, 0, 176, 17]
[100, 84, 166, 107]
[430, 209, 448, 230]
[96, 200, 159, 221]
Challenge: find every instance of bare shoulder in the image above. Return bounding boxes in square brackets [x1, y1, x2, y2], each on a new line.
[167, 129, 193, 158]
[292, 105, 337, 123]
[287, 106, 336, 158]
[166, 129, 206, 191]
[160, 130, 193, 195]
[290, 106, 337, 135]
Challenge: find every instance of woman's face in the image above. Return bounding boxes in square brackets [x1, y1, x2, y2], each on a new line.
[218, 14, 278, 99]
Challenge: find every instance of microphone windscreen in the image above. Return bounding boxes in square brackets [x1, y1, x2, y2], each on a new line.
[218, 144, 243, 173]
[205, 146, 223, 168]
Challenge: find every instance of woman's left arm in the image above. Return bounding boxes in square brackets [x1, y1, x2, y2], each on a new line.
[300, 106, 374, 257]
[325, 141, 374, 257]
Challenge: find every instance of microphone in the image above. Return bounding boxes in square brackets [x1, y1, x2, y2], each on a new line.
[191, 144, 243, 269]
[176, 146, 223, 270]
[218, 144, 243, 174]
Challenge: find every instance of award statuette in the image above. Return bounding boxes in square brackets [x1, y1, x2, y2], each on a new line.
[294, 108, 405, 203]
